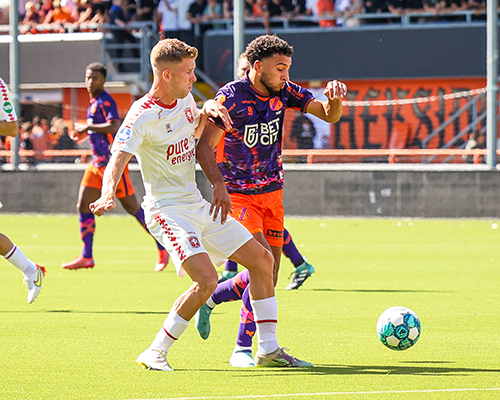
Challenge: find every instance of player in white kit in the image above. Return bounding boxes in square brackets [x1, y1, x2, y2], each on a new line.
[0, 76, 46, 303]
[89, 39, 311, 370]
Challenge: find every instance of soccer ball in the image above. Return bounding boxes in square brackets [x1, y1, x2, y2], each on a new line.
[376, 306, 421, 351]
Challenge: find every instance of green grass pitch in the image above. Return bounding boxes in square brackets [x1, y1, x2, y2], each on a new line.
[0, 214, 499, 400]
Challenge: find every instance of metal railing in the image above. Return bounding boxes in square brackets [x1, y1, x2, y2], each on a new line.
[101, 22, 158, 85]
[193, 9, 491, 35]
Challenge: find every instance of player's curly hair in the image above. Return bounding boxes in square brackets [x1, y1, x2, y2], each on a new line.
[245, 35, 293, 66]
[150, 39, 198, 69]
[86, 62, 107, 79]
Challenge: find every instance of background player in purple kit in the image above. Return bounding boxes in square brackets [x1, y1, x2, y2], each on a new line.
[196, 35, 346, 367]
[218, 53, 315, 290]
[61, 62, 169, 272]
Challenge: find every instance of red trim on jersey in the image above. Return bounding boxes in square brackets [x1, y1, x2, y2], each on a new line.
[255, 319, 278, 324]
[248, 81, 270, 102]
[147, 93, 177, 109]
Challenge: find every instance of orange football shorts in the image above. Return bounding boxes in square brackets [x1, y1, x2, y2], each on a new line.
[229, 189, 284, 247]
[81, 163, 135, 199]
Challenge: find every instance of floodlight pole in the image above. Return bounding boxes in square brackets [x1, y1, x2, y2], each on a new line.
[233, 0, 244, 80]
[486, 0, 498, 168]
[9, 0, 20, 168]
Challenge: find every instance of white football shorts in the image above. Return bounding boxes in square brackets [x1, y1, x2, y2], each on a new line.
[146, 199, 252, 277]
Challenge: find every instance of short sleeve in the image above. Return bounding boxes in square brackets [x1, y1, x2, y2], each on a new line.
[112, 108, 144, 155]
[209, 87, 233, 130]
[285, 82, 314, 113]
[102, 96, 120, 122]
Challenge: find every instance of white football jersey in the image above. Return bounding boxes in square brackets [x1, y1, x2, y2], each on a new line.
[0, 76, 18, 122]
[112, 93, 202, 209]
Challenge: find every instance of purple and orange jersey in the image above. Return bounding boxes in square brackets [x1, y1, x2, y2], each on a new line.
[86, 90, 120, 167]
[212, 74, 313, 195]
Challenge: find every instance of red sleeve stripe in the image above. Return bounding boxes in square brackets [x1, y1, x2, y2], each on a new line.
[255, 319, 278, 324]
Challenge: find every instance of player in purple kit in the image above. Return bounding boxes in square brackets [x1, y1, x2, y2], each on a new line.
[61, 62, 169, 272]
[218, 53, 315, 289]
[196, 35, 346, 367]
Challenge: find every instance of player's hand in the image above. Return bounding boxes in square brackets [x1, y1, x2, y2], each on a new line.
[89, 195, 116, 216]
[209, 181, 232, 224]
[324, 80, 347, 100]
[203, 100, 233, 130]
[69, 130, 80, 141]
[73, 122, 88, 134]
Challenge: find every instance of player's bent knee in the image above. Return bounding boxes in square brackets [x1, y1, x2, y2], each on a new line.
[246, 248, 274, 277]
[195, 278, 218, 300]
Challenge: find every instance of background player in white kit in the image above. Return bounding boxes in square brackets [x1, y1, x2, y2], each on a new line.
[90, 39, 311, 370]
[0, 76, 46, 303]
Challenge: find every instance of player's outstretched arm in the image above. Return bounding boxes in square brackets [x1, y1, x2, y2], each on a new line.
[196, 121, 232, 224]
[90, 150, 133, 216]
[306, 80, 347, 123]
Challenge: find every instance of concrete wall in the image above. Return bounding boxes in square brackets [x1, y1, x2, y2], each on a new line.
[0, 33, 104, 85]
[0, 164, 499, 218]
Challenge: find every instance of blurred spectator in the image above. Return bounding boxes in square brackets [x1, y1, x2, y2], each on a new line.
[316, 0, 336, 27]
[79, 0, 105, 30]
[202, 0, 224, 29]
[187, 0, 207, 28]
[19, 122, 36, 165]
[386, 0, 405, 15]
[364, 0, 389, 16]
[20, 2, 41, 34]
[54, 125, 78, 162]
[43, 0, 76, 32]
[155, 0, 179, 38]
[109, 0, 140, 72]
[336, 0, 363, 26]
[463, 131, 485, 164]
[263, 0, 295, 33]
[129, 0, 157, 20]
[290, 112, 316, 149]
[38, 0, 54, 22]
[171, 0, 194, 44]
[31, 117, 52, 162]
[288, 0, 315, 27]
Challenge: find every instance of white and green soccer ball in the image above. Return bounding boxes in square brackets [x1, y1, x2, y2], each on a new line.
[376, 306, 421, 351]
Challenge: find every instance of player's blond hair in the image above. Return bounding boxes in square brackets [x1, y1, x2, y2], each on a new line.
[150, 39, 198, 71]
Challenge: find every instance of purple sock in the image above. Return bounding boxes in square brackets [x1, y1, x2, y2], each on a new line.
[224, 260, 238, 272]
[236, 285, 255, 348]
[211, 270, 249, 305]
[79, 212, 95, 259]
[134, 208, 165, 251]
[282, 228, 304, 267]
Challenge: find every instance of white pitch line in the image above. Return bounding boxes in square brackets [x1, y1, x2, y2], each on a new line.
[122, 387, 500, 400]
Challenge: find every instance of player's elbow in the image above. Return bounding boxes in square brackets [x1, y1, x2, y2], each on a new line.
[110, 120, 121, 134]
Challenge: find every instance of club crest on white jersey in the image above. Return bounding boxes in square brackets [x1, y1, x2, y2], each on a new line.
[185, 108, 194, 124]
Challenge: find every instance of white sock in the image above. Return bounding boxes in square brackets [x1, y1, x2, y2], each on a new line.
[251, 296, 279, 355]
[206, 296, 216, 309]
[4, 245, 37, 276]
[151, 310, 189, 353]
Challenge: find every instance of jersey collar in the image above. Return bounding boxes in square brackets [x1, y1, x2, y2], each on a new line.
[147, 93, 178, 109]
